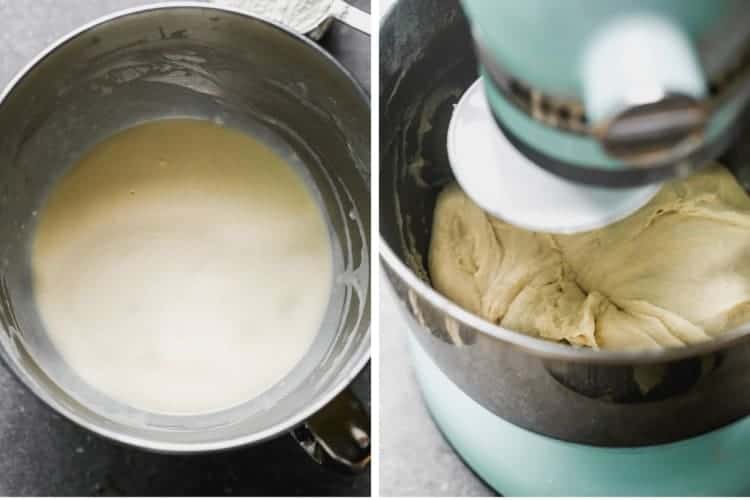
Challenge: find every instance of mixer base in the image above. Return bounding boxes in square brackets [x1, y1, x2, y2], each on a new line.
[408, 334, 750, 496]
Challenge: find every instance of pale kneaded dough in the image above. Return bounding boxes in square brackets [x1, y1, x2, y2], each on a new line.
[429, 165, 750, 350]
[33, 119, 333, 414]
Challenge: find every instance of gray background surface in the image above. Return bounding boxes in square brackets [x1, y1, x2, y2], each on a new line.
[380, 287, 493, 497]
[0, 0, 370, 496]
[377, 0, 492, 495]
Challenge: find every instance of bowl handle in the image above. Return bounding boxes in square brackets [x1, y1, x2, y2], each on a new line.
[290, 387, 371, 473]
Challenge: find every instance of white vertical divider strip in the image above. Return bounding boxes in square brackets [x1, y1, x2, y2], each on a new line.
[370, 0, 382, 497]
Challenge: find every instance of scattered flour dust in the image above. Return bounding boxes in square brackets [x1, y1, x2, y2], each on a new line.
[218, 0, 336, 33]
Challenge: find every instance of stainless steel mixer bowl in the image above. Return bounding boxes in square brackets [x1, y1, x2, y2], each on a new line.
[381, 0, 750, 447]
[0, 3, 370, 455]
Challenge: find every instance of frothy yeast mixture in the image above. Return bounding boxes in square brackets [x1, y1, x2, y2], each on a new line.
[32, 119, 333, 415]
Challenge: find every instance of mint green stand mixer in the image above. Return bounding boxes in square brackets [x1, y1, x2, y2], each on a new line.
[451, 0, 750, 233]
[381, 0, 750, 495]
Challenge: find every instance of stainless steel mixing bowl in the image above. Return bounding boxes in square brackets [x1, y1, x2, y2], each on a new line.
[380, 0, 750, 447]
[0, 2, 370, 461]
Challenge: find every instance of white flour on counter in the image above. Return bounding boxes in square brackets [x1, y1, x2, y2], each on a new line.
[218, 0, 335, 33]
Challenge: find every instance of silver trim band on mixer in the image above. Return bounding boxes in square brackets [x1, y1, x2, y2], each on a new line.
[472, 34, 590, 134]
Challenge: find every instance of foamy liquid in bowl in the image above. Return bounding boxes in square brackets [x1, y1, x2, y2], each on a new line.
[31, 118, 333, 415]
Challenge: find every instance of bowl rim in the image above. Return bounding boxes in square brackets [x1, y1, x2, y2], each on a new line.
[0, 0, 371, 454]
[380, 238, 750, 365]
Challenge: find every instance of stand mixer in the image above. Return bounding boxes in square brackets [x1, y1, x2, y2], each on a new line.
[381, 0, 750, 495]
[450, 0, 750, 234]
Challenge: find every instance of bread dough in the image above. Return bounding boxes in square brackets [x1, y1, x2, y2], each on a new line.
[429, 165, 750, 350]
[32, 119, 332, 414]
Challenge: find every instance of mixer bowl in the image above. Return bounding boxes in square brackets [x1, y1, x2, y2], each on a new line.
[0, 3, 370, 455]
[380, 0, 750, 450]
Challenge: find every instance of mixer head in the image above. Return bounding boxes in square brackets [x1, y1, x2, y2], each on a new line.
[450, 0, 750, 234]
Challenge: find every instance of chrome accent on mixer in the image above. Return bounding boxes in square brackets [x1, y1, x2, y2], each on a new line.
[595, 93, 707, 165]
[487, 101, 743, 187]
[473, 36, 589, 134]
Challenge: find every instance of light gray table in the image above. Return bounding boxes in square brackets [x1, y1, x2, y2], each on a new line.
[380, 285, 494, 497]
[0, 0, 370, 495]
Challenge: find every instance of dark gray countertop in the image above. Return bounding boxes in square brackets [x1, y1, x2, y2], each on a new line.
[0, 0, 370, 496]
